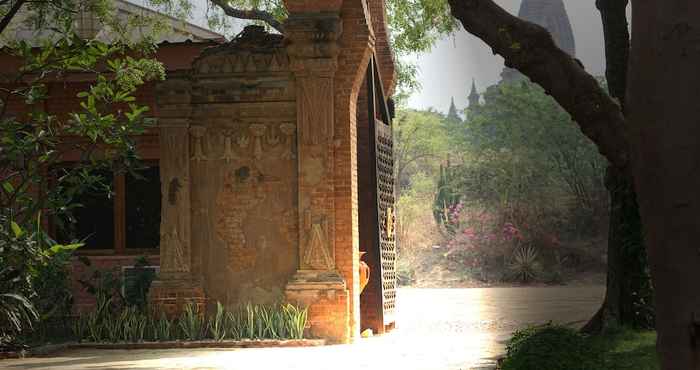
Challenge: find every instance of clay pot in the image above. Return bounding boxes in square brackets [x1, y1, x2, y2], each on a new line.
[359, 251, 370, 293]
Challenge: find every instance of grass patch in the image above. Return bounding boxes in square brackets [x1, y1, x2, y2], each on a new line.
[501, 323, 658, 370]
[593, 329, 658, 370]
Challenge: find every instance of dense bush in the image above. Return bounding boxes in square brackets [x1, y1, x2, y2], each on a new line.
[393, 81, 610, 286]
[501, 324, 602, 370]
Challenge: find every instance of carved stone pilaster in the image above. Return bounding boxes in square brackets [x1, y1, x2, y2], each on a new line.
[284, 12, 349, 343]
[286, 14, 342, 274]
[150, 78, 206, 318]
[159, 122, 193, 278]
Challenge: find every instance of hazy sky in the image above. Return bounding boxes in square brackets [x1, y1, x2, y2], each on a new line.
[404, 0, 611, 113]
[143, 0, 620, 114]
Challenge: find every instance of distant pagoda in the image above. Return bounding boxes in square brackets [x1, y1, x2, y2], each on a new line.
[501, 0, 576, 82]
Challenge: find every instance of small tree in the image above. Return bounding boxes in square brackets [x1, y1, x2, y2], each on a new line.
[0, 1, 164, 344]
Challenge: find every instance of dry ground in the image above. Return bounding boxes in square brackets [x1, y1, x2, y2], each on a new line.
[1, 286, 604, 370]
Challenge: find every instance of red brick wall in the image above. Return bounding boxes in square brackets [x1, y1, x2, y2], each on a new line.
[70, 254, 160, 314]
[368, 0, 396, 95]
[0, 42, 213, 314]
[333, 0, 375, 341]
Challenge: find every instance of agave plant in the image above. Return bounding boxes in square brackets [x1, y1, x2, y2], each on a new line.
[72, 314, 88, 342]
[258, 305, 278, 339]
[282, 304, 308, 340]
[154, 314, 173, 342]
[244, 302, 256, 339]
[208, 302, 227, 341]
[507, 245, 541, 283]
[179, 303, 204, 340]
[225, 309, 242, 340]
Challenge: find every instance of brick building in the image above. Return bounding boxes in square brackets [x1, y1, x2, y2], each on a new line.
[2, 0, 397, 344]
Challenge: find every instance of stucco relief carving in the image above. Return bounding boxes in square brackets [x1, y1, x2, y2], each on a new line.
[298, 79, 333, 146]
[266, 126, 280, 147]
[160, 126, 192, 275]
[221, 129, 237, 163]
[249, 124, 266, 160]
[279, 123, 296, 160]
[237, 133, 250, 149]
[195, 51, 289, 76]
[301, 211, 333, 270]
[190, 126, 208, 161]
[280, 209, 298, 245]
[162, 228, 188, 273]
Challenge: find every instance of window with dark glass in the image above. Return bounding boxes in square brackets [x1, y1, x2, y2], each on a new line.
[56, 169, 115, 250]
[53, 164, 161, 254]
[125, 166, 161, 249]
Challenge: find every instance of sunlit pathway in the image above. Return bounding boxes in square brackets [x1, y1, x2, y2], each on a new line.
[2, 286, 603, 370]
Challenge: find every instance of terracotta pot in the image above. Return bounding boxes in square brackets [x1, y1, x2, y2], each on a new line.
[359, 251, 370, 293]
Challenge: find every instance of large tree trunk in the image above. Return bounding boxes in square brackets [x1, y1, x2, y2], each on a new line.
[583, 0, 654, 334]
[447, 0, 700, 366]
[627, 1, 700, 368]
[585, 165, 654, 332]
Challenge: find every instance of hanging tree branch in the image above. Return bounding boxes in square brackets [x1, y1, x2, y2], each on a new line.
[446, 0, 629, 170]
[209, 0, 284, 34]
[0, 0, 27, 35]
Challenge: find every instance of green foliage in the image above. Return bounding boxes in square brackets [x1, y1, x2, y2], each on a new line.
[70, 300, 308, 343]
[122, 257, 157, 310]
[208, 301, 227, 341]
[502, 324, 602, 370]
[506, 245, 541, 283]
[178, 303, 205, 341]
[0, 220, 41, 346]
[153, 315, 174, 342]
[452, 81, 607, 237]
[1, 0, 165, 347]
[502, 325, 659, 370]
[395, 80, 609, 286]
[281, 304, 307, 340]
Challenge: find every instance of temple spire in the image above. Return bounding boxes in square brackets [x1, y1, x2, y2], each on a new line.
[501, 0, 576, 82]
[447, 97, 461, 123]
[468, 79, 479, 109]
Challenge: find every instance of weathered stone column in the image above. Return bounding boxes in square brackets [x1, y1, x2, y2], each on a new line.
[283, 11, 350, 343]
[149, 77, 206, 318]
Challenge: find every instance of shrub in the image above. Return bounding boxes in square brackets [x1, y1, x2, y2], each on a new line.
[501, 323, 602, 370]
[505, 245, 542, 283]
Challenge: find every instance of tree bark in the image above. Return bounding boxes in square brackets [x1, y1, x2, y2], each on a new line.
[0, 0, 26, 35]
[209, 0, 284, 34]
[627, 2, 700, 368]
[583, 0, 654, 334]
[448, 0, 700, 367]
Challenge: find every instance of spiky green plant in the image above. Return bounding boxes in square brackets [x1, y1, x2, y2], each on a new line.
[105, 310, 124, 342]
[273, 308, 287, 339]
[244, 302, 255, 339]
[225, 310, 242, 340]
[258, 305, 277, 339]
[255, 305, 265, 339]
[179, 303, 204, 341]
[154, 315, 173, 342]
[71, 314, 88, 342]
[282, 304, 308, 339]
[208, 301, 227, 341]
[119, 307, 147, 342]
[507, 245, 542, 283]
